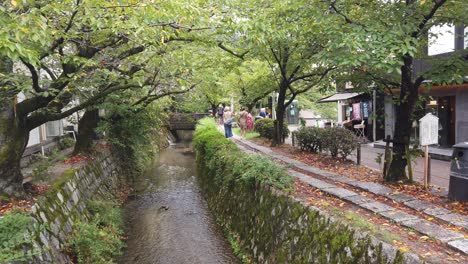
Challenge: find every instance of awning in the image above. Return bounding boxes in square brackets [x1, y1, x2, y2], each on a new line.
[317, 92, 363, 103]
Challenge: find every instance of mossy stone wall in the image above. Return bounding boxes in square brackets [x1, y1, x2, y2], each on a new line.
[28, 151, 122, 263]
[198, 167, 412, 264]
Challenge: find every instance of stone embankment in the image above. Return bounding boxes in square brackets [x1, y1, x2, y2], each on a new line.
[28, 151, 122, 263]
[234, 137, 468, 257]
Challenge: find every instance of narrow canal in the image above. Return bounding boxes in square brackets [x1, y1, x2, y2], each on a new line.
[118, 143, 239, 264]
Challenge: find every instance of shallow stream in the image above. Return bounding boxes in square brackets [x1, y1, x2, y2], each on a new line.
[118, 143, 239, 264]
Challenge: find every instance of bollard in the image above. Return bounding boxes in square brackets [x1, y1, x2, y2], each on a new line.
[357, 144, 361, 165]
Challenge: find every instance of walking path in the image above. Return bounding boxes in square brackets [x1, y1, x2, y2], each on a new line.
[286, 125, 452, 191]
[231, 135, 468, 256]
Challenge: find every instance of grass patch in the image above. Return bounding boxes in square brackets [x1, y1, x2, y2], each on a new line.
[232, 127, 260, 140]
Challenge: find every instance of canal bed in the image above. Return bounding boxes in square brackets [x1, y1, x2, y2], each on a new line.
[118, 144, 239, 264]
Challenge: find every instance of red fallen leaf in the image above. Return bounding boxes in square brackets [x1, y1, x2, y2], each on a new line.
[63, 154, 90, 165]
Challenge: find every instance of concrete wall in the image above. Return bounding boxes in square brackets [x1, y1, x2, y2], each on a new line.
[456, 89, 468, 143]
[27, 151, 122, 263]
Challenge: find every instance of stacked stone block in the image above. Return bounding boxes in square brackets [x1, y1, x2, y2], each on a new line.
[27, 151, 122, 263]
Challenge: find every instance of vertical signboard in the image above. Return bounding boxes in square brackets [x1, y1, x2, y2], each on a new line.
[419, 113, 439, 146]
[419, 113, 439, 188]
[352, 103, 362, 120]
[362, 101, 371, 119]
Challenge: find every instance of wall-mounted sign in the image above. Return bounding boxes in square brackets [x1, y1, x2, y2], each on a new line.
[419, 113, 439, 146]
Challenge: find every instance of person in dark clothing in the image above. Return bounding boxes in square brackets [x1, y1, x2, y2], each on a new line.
[217, 104, 224, 125]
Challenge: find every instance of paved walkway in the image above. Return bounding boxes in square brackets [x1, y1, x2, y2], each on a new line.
[285, 125, 451, 191]
[231, 136, 468, 256]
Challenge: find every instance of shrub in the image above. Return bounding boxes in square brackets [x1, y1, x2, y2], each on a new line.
[194, 118, 293, 191]
[66, 220, 124, 264]
[323, 127, 359, 159]
[254, 118, 289, 140]
[294, 126, 325, 153]
[0, 212, 39, 262]
[66, 199, 125, 264]
[59, 136, 76, 149]
[87, 200, 124, 229]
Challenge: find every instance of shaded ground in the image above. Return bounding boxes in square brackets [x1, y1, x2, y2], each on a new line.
[1, 148, 89, 216]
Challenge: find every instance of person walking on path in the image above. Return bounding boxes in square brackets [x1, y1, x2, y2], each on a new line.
[259, 107, 267, 118]
[223, 106, 233, 138]
[238, 107, 249, 138]
[217, 104, 224, 125]
[246, 112, 254, 132]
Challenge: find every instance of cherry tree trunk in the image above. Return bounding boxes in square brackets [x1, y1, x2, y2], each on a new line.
[0, 98, 29, 197]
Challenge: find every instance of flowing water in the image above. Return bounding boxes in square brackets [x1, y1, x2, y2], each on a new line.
[118, 143, 239, 264]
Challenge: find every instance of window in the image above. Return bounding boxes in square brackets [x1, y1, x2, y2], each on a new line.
[46, 121, 63, 137]
[428, 24, 455, 55]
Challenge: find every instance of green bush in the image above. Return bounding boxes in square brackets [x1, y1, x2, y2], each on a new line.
[87, 200, 124, 229]
[294, 126, 326, 153]
[323, 127, 359, 159]
[0, 212, 39, 262]
[66, 220, 124, 264]
[59, 136, 76, 149]
[294, 126, 359, 159]
[254, 118, 289, 140]
[66, 199, 125, 264]
[194, 118, 293, 191]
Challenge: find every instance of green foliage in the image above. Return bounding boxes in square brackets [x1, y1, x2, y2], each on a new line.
[59, 136, 76, 149]
[199, 163, 404, 264]
[87, 200, 124, 230]
[66, 220, 124, 264]
[193, 118, 293, 191]
[66, 198, 125, 264]
[100, 104, 167, 179]
[31, 149, 67, 181]
[0, 212, 39, 262]
[323, 127, 360, 159]
[295, 126, 326, 153]
[295, 126, 359, 159]
[253, 118, 289, 140]
[297, 91, 338, 119]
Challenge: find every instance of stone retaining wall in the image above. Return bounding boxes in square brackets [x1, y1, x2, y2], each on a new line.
[28, 151, 122, 263]
[198, 172, 420, 263]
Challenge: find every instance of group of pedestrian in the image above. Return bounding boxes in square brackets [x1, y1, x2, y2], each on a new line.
[215, 104, 254, 139]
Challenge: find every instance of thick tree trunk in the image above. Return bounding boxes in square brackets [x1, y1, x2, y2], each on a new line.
[73, 109, 99, 155]
[272, 80, 288, 146]
[211, 104, 217, 117]
[386, 56, 419, 182]
[0, 97, 29, 197]
[246, 103, 254, 113]
[387, 101, 412, 182]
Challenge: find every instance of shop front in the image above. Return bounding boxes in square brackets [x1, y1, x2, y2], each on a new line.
[318, 91, 384, 141]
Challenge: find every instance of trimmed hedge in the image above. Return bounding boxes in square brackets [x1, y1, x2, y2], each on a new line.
[295, 126, 359, 159]
[193, 118, 293, 191]
[194, 118, 404, 264]
[254, 118, 290, 140]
